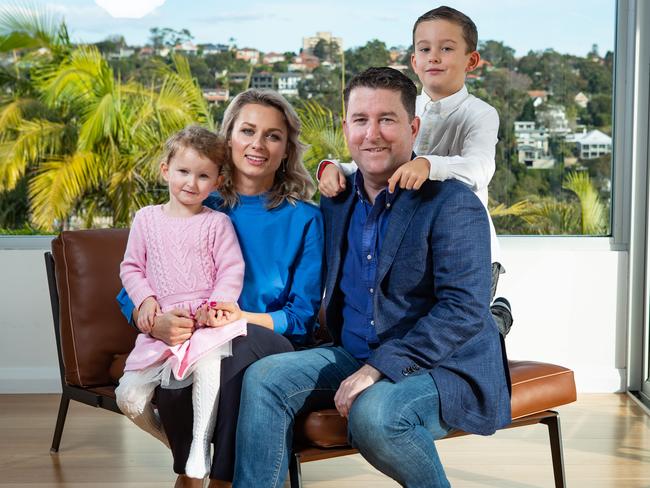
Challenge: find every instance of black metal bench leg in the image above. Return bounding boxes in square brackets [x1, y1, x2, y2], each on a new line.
[541, 412, 567, 488]
[50, 393, 70, 453]
[289, 452, 302, 488]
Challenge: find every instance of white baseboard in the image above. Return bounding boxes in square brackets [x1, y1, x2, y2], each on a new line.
[0, 367, 61, 393]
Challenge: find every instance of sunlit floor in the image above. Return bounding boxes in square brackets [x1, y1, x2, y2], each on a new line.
[0, 394, 648, 487]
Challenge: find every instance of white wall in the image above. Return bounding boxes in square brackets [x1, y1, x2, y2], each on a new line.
[0, 244, 60, 392]
[0, 236, 627, 393]
[498, 237, 626, 392]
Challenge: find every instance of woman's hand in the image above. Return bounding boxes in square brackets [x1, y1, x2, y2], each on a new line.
[205, 302, 242, 327]
[150, 309, 195, 346]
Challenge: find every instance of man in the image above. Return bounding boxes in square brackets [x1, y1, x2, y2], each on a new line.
[233, 67, 511, 488]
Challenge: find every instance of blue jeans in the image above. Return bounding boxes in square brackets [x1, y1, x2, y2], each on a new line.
[233, 346, 451, 488]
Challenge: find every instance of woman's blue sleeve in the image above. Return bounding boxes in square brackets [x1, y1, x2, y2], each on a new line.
[268, 211, 324, 343]
[116, 287, 136, 327]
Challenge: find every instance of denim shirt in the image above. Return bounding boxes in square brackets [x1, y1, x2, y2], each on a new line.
[339, 172, 398, 360]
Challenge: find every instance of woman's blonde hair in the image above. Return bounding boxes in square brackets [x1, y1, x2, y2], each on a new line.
[218, 89, 315, 209]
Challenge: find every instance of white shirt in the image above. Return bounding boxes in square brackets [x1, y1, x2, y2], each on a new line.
[321, 85, 501, 263]
[415, 86, 501, 263]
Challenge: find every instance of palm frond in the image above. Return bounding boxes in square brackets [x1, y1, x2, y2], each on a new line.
[108, 168, 156, 226]
[489, 199, 535, 217]
[36, 46, 111, 109]
[0, 98, 25, 134]
[0, 117, 64, 190]
[0, 140, 26, 191]
[0, 3, 69, 52]
[296, 100, 349, 173]
[521, 199, 580, 235]
[77, 91, 122, 151]
[563, 171, 607, 235]
[28, 151, 100, 230]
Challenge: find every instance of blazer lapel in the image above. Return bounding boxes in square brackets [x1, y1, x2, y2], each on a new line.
[323, 188, 356, 307]
[376, 190, 421, 282]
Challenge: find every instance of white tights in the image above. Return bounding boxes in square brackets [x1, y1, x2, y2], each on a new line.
[116, 354, 222, 479]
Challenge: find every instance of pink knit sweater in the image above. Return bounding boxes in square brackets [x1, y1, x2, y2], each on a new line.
[120, 205, 245, 314]
[120, 205, 247, 378]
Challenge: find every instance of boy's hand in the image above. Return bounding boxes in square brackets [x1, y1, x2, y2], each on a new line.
[137, 296, 160, 333]
[206, 302, 242, 327]
[319, 164, 347, 198]
[387, 157, 431, 193]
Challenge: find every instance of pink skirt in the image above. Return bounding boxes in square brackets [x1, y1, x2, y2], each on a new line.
[124, 318, 247, 384]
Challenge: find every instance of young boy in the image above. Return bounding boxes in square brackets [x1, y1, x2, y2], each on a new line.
[317, 5, 512, 334]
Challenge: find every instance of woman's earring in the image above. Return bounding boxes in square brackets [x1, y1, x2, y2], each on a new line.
[281, 159, 287, 173]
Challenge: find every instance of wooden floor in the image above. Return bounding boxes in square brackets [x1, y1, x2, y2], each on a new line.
[0, 394, 648, 487]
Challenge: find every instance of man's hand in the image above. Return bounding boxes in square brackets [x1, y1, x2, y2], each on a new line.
[319, 164, 347, 198]
[387, 157, 431, 193]
[334, 364, 383, 418]
[137, 296, 160, 333]
[150, 309, 195, 346]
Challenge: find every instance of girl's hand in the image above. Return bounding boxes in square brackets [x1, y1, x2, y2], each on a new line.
[137, 296, 160, 333]
[193, 302, 210, 327]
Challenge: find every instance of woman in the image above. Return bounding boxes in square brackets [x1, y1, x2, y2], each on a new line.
[118, 89, 323, 488]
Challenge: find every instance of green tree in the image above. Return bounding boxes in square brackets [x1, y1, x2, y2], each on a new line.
[586, 94, 612, 127]
[578, 58, 612, 94]
[94, 35, 126, 54]
[345, 40, 390, 76]
[298, 66, 342, 114]
[0, 9, 212, 231]
[313, 39, 330, 61]
[519, 98, 536, 121]
[478, 40, 515, 68]
[149, 27, 193, 49]
[186, 55, 213, 87]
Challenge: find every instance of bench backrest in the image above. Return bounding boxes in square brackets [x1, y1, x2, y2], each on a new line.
[51, 229, 136, 387]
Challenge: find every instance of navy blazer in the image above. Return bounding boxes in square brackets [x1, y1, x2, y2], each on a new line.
[320, 178, 511, 435]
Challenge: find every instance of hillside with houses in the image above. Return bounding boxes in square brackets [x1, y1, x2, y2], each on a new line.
[0, 18, 613, 235]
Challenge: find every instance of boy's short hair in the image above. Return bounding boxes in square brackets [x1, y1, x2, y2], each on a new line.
[162, 125, 227, 168]
[343, 67, 417, 121]
[413, 6, 478, 53]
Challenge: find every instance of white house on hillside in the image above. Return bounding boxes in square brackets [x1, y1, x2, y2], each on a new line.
[569, 129, 613, 159]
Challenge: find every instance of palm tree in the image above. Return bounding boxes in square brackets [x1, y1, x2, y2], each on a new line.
[0, 6, 212, 231]
[562, 171, 606, 234]
[295, 99, 349, 177]
[517, 172, 607, 235]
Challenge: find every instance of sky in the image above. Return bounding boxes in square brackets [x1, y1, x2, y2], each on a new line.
[6, 1, 616, 57]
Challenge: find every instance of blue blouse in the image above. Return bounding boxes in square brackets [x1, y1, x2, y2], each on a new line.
[117, 192, 324, 343]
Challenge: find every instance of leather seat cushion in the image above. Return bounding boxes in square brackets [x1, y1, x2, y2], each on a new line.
[299, 359, 577, 449]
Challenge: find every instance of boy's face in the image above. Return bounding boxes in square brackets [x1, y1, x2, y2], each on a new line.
[411, 19, 479, 100]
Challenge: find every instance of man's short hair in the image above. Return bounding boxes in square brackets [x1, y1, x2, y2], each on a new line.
[413, 6, 478, 53]
[343, 67, 417, 121]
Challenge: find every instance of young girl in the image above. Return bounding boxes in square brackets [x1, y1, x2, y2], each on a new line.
[115, 125, 247, 479]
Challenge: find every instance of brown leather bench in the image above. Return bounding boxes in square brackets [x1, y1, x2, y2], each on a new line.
[46, 229, 577, 488]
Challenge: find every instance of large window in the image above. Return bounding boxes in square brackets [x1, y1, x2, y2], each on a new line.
[0, 1, 616, 236]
